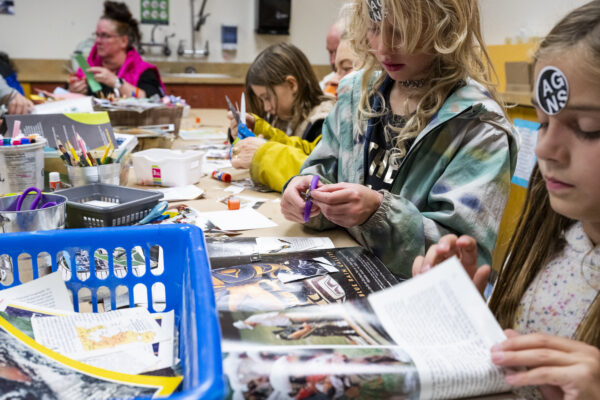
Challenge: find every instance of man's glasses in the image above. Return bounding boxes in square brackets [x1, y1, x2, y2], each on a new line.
[92, 32, 122, 40]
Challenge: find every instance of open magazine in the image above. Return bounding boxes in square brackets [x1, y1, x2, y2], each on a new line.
[210, 246, 399, 313]
[220, 258, 514, 400]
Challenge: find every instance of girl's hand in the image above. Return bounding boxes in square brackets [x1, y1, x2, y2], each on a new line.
[492, 330, 600, 400]
[226, 111, 256, 138]
[68, 75, 88, 94]
[230, 136, 266, 169]
[88, 66, 118, 87]
[411, 234, 489, 294]
[281, 175, 322, 223]
[308, 183, 383, 228]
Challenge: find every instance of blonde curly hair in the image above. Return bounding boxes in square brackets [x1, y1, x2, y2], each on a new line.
[345, 0, 501, 163]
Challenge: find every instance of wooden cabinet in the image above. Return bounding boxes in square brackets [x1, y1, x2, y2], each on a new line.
[165, 84, 244, 109]
[24, 82, 244, 109]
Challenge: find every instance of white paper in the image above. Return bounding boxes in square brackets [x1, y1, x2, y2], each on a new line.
[368, 258, 510, 400]
[224, 185, 245, 194]
[31, 307, 169, 360]
[511, 120, 539, 188]
[256, 237, 335, 254]
[199, 208, 277, 231]
[84, 200, 119, 208]
[33, 97, 94, 114]
[0, 272, 73, 312]
[154, 185, 205, 201]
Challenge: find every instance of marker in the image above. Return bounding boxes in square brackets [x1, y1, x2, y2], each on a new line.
[3, 138, 11, 146]
[12, 138, 21, 145]
[20, 138, 30, 145]
[12, 120, 20, 138]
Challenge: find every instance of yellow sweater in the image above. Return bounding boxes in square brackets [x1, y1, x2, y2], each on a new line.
[250, 116, 321, 192]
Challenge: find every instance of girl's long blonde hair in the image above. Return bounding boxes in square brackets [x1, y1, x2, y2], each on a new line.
[489, 1, 600, 347]
[345, 0, 500, 161]
[245, 43, 328, 134]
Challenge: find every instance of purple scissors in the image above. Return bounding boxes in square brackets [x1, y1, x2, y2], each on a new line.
[15, 187, 57, 211]
[303, 175, 320, 223]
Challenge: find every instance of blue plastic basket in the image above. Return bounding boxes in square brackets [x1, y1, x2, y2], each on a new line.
[0, 224, 225, 400]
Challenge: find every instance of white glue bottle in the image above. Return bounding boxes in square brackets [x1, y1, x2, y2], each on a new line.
[49, 172, 61, 191]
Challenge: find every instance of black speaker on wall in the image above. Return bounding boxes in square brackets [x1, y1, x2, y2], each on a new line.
[255, 0, 291, 35]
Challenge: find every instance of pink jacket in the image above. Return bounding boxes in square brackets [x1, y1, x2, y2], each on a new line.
[77, 45, 165, 93]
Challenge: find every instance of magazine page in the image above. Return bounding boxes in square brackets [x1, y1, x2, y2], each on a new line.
[222, 344, 420, 400]
[1, 302, 176, 375]
[0, 272, 73, 312]
[368, 257, 511, 399]
[0, 314, 181, 399]
[211, 247, 399, 312]
[220, 301, 393, 347]
[206, 236, 335, 258]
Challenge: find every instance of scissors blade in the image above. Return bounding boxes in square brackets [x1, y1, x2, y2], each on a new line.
[240, 93, 246, 126]
[225, 95, 241, 125]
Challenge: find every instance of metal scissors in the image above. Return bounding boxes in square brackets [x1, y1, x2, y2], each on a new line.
[15, 187, 57, 211]
[225, 95, 241, 125]
[136, 201, 169, 225]
[237, 92, 255, 140]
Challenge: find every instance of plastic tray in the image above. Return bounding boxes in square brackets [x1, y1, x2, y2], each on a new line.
[0, 224, 225, 400]
[55, 183, 163, 228]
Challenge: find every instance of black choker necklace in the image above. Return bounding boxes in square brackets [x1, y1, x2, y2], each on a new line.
[398, 79, 426, 89]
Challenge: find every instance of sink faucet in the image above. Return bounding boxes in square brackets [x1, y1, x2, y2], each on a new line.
[139, 24, 175, 57]
[179, 0, 210, 57]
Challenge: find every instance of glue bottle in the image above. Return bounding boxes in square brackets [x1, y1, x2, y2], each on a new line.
[211, 170, 231, 183]
[49, 172, 61, 191]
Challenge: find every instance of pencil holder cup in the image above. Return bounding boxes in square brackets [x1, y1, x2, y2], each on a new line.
[0, 138, 45, 195]
[0, 193, 67, 233]
[67, 163, 122, 187]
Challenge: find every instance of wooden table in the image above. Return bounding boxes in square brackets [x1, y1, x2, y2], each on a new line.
[139, 108, 357, 248]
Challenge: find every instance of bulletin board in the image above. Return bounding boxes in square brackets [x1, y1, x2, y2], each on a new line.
[141, 0, 169, 25]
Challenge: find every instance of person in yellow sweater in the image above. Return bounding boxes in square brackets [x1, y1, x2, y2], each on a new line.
[229, 40, 356, 192]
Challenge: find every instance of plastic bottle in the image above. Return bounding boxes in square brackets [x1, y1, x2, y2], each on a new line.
[49, 172, 61, 191]
[211, 170, 231, 183]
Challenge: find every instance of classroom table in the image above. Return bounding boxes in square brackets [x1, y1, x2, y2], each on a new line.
[135, 108, 358, 248]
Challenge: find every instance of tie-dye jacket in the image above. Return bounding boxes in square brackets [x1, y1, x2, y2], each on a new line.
[297, 71, 518, 278]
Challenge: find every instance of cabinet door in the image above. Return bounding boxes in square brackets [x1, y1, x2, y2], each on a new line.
[165, 84, 244, 108]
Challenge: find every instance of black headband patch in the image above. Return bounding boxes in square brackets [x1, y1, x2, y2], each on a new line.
[536, 66, 569, 115]
[367, 0, 384, 22]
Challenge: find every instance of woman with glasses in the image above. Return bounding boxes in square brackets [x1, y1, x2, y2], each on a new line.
[68, 1, 165, 98]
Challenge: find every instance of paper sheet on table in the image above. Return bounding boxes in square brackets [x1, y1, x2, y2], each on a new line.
[153, 185, 205, 201]
[0, 272, 73, 312]
[256, 237, 335, 254]
[33, 96, 94, 114]
[199, 208, 277, 231]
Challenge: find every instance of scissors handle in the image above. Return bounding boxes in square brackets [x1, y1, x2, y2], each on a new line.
[16, 187, 42, 211]
[303, 175, 320, 223]
[137, 201, 169, 225]
[238, 124, 255, 140]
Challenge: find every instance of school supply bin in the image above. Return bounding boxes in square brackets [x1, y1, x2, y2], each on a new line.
[0, 224, 225, 400]
[55, 183, 163, 228]
[132, 149, 204, 187]
[67, 163, 121, 187]
[0, 191, 67, 233]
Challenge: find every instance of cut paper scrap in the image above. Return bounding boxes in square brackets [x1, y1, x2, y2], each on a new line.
[199, 208, 277, 231]
[153, 185, 205, 201]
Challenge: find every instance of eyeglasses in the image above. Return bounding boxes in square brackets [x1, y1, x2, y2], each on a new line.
[92, 32, 122, 40]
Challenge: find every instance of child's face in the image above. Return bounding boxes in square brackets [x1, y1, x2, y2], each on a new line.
[251, 83, 295, 120]
[534, 53, 600, 226]
[366, 20, 434, 82]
